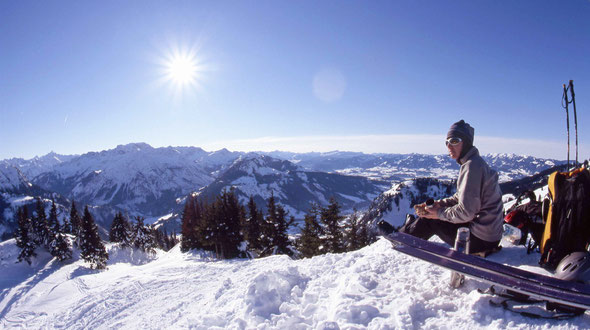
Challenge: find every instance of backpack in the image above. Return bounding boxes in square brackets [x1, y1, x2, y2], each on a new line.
[504, 191, 544, 250]
[539, 167, 590, 271]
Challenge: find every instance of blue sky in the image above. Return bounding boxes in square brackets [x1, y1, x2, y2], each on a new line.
[1, 1, 589, 160]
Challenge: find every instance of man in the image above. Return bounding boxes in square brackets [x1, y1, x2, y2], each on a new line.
[400, 120, 504, 254]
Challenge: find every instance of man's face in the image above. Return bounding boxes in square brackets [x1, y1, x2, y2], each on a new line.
[447, 140, 463, 160]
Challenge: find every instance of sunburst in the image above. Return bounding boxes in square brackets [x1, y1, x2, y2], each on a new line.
[158, 44, 206, 100]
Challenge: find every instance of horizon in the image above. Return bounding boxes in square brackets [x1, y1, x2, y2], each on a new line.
[2, 1, 589, 161]
[1, 139, 570, 162]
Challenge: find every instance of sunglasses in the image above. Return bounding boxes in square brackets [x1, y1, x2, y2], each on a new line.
[445, 137, 462, 146]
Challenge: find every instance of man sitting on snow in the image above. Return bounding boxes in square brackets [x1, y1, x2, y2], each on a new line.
[400, 120, 504, 254]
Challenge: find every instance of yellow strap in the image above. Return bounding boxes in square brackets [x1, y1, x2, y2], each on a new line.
[540, 171, 559, 253]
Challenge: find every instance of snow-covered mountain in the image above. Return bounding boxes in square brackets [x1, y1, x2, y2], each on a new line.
[0, 144, 244, 238]
[1, 232, 585, 328]
[1, 143, 566, 240]
[195, 154, 390, 219]
[3, 152, 77, 179]
[0, 163, 33, 193]
[8, 143, 242, 218]
[266, 151, 565, 183]
[0, 163, 71, 240]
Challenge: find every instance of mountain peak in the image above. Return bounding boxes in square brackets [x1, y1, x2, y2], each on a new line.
[113, 143, 154, 153]
[231, 154, 300, 174]
[0, 163, 32, 192]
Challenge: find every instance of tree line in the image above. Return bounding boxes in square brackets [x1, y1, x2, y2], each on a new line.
[14, 198, 178, 269]
[180, 189, 375, 259]
[14, 189, 374, 268]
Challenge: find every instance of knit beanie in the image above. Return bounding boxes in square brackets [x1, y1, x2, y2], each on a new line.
[447, 120, 474, 158]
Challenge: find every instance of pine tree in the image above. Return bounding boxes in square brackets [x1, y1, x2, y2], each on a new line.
[245, 196, 263, 253]
[79, 206, 108, 269]
[297, 203, 324, 258]
[192, 199, 210, 250]
[131, 216, 156, 254]
[203, 189, 243, 259]
[345, 209, 362, 251]
[109, 212, 131, 246]
[47, 200, 72, 261]
[262, 194, 293, 256]
[32, 197, 50, 246]
[61, 212, 72, 234]
[171, 231, 180, 249]
[156, 229, 172, 251]
[321, 197, 345, 253]
[47, 200, 60, 236]
[201, 199, 218, 253]
[273, 204, 292, 255]
[69, 201, 82, 241]
[356, 214, 372, 248]
[153, 228, 164, 250]
[216, 189, 246, 259]
[50, 231, 72, 261]
[15, 206, 36, 265]
[261, 194, 278, 256]
[180, 196, 198, 252]
[162, 230, 171, 250]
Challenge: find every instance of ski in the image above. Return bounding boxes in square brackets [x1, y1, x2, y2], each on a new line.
[380, 230, 590, 311]
[377, 221, 588, 293]
[385, 230, 590, 294]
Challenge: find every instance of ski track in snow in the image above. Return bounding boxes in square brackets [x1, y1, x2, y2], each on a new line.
[1, 238, 589, 329]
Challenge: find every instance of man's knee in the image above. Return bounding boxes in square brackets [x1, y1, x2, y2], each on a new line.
[399, 215, 436, 241]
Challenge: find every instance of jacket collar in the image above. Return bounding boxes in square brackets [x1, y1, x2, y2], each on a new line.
[458, 146, 478, 165]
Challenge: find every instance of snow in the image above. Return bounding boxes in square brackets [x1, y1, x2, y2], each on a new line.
[0, 164, 27, 192]
[338, 193, 364, 203]
[1, 236, 588, 329]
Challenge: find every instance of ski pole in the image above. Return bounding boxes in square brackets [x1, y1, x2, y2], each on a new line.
[569, 80, 578, 166]
[563, 83, 570, 170]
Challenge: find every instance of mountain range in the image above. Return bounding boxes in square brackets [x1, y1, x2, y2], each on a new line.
[0, 143, 566, 240]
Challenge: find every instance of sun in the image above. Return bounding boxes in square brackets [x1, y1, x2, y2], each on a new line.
[157, 45, 206, 100]
[165, 53, 198, 86]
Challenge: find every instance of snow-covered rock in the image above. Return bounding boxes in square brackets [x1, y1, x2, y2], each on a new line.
[360, 177, 456, 229]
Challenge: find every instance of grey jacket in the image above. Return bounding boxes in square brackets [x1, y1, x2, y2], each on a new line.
[436, 147, 504, 242]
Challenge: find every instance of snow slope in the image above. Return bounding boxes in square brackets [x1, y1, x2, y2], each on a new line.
[1, 237, 588, 329]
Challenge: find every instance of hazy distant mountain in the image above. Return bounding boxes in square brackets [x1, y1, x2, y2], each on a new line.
[264, 151, 564, 183]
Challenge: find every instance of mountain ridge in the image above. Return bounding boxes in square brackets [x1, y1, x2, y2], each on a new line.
[0, 143, 568, 240]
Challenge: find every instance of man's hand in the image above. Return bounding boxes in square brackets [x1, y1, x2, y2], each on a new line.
[414, 202, 441, 219]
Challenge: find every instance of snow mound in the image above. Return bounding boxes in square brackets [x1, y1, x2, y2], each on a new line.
[1, 237, 588, 328]
[245, 263, 308, 319]
[106, 244, 160, 266]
